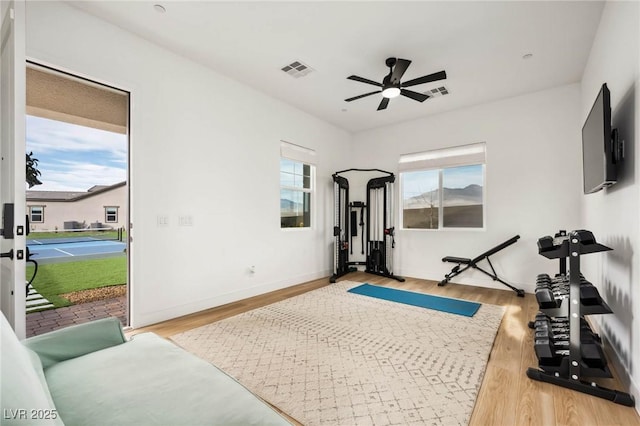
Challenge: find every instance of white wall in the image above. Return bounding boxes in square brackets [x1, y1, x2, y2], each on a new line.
[580, 0, 640, 408]
[352, 84, 584, 293]
[25, 1, 351, 327]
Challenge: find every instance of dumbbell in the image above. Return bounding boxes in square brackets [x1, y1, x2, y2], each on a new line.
[537, 236, 555, 250]
[536, 328, 600, 342]
[536, 276, 554, 285]
[535, 321, 600, 340]
[534, 318, 590, 332]
[534, 328, 599, 343]
[573, 229, 596, 245]
[536, 281, 606, 307]
[529, 312, 571, 330]
[552, 278, 569, 285]
[535, 290, 569, 309]
[580, 283, 604, 306]
[536, 281, 568, 293]
[534, 338, 567, 359]
[537, 278, 569, 293]
[543, 341, 607, 369]
[538, 280, 568, 291]
[534, 315, 589, 327]
[534, 339, 605, 365]
[535, 283, 554, 292]
[548, 275, 592, 285]
[582, 343, 607, 368]
[553, 280, 570, 288]
[535, 287, 558, 309]
[534, 312, 569, 321]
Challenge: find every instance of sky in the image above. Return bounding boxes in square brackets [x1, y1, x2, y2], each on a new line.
[26, 115, 127, 192]
[401, 164, 483, 200]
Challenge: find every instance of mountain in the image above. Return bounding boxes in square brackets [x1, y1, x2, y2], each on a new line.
[281, 199, 297, 210]
[405, 184, 483, 208]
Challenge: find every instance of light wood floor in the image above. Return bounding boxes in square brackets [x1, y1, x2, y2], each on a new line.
[130, 272, 640, 425]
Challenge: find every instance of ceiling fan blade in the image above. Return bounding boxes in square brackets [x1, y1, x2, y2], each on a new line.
[377, 97, 390, 111]
[390, 58, 411, 84]
[345, 91, 381, 102]
[401, 89, 430, 102]
[347, 75, 383, 87]
[401, 70, 447, 88]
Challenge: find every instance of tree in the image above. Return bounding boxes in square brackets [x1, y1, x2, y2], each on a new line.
[26, 151, 42, 188]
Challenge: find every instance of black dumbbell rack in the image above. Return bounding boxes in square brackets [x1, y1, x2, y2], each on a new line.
[527, 230, 635, 407]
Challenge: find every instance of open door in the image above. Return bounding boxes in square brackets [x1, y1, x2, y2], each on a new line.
[24, 63, 130, 336]
[1, 0, 26, 338]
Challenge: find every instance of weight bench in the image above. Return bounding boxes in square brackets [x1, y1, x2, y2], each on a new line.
[439, 235, 525, 297]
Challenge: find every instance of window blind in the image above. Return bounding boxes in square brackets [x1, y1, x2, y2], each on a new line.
[398, 142, 486, 171]
[280, 140, 316, 165]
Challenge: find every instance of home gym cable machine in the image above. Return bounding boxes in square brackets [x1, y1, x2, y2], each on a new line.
[330, 169, 404, 283]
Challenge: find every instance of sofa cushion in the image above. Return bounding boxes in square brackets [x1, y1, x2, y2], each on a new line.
[44, 332, 290, 426]
[24, 317, 126, 369]
[1, 313, 64, 425]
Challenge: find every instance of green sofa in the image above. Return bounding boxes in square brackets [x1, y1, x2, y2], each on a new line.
[1, 313, 291, 425]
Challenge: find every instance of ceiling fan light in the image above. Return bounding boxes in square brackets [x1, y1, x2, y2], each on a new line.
[382, 87, 400, 99]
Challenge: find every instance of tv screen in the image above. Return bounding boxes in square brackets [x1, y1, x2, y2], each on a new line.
[582, 83, 616, 194]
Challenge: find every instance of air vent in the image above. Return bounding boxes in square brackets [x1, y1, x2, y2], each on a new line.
[424, 86, 449, 97]
[281, 61, 314, 78]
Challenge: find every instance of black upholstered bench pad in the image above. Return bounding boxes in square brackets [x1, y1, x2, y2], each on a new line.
[442, 256, 471, 264]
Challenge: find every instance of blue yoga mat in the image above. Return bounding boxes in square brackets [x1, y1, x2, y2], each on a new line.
[348, 284, 481, 317]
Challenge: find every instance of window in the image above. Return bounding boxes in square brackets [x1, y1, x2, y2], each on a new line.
[280, 141, 315, 228]
[29, 206, 44, 223]
[400, 143, 485, 230]
[105, 206, 118, 223]
[402, 170, 440, 229]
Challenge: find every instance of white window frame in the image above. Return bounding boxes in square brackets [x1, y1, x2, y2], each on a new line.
[280, 141, 316, 230]
[399, 142, 486, 231]
[29, 205, 44, 223]
[105, 206, 118, 223]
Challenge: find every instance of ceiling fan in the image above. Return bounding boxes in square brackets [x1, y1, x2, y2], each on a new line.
[345, 57, 447, 111]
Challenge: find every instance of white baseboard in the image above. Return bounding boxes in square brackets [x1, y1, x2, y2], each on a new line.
[131, 269, 331, 329]
[601, 334, 639, 414]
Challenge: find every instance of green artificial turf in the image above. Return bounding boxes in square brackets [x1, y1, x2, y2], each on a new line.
[26, 257, 126, 308]
[27, 229, 124, 241]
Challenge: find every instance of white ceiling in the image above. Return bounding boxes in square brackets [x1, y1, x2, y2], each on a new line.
[69, 1, 604, 133]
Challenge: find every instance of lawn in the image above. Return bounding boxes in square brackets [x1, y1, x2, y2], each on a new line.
[26, 257, 127, 308]
[27, 228, 124, 242]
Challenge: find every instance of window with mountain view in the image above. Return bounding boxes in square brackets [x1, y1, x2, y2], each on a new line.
[442, 164, 484, 227]
[280, 158, 313, 228]
[402, 169, 440, 229]
[399, 143, 485, 230]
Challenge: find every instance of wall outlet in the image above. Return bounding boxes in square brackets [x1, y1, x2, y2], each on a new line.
[157, 215, 169, 227]
[249, 265, 256, 274]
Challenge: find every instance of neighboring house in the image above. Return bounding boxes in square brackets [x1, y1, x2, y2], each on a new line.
[26, 181, 126, 232]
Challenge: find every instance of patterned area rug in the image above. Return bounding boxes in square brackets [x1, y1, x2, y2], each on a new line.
[171, 281, 504, 425]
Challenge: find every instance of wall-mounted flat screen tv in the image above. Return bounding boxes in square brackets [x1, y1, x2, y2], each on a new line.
[582, 83, 618, 194]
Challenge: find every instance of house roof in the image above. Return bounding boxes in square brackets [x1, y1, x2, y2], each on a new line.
[26, 181, 126, 202]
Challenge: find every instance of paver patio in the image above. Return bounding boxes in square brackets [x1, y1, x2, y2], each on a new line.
[26, 295, 127, 337]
